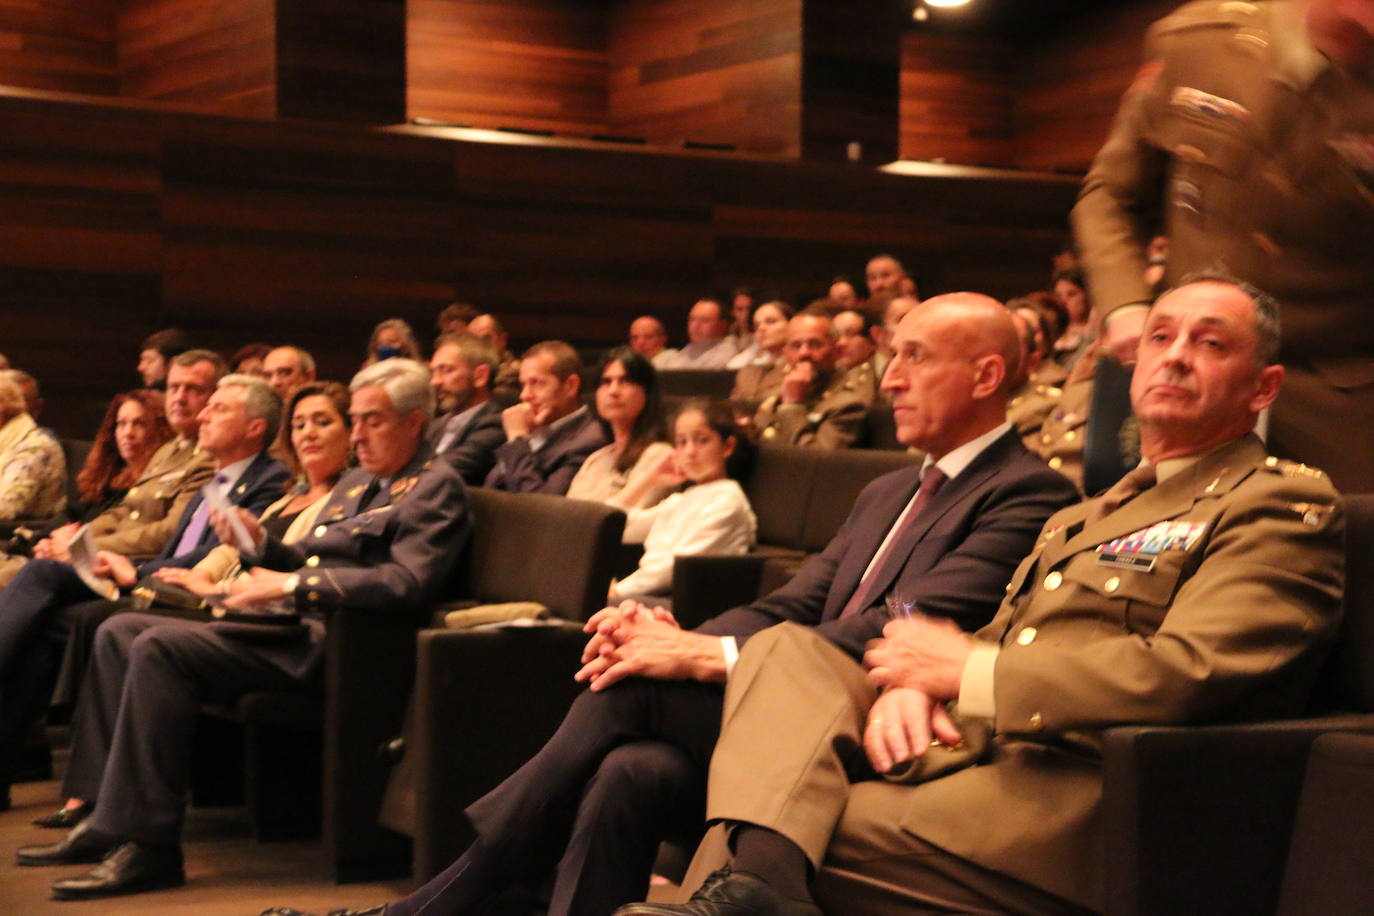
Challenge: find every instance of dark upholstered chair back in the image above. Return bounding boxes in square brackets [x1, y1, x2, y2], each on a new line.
[801, 447, 919, 552]
[1308, 493, 1374, 714]
[657, 369, 736, 399]
[462, 487, 626, 622]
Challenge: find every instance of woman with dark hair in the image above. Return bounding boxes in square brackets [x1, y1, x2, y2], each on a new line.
[1051, 267, 1095, 371]
[567, 347, 675, 518]
[729, 300, 795, 404]
[230, 342, 273, 378]
[607, 398, 756, 602]
[72, 390, 173, 522]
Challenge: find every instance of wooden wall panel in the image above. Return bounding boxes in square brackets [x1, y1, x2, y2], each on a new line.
[408, 0, 608, 135]
[1011, 0, 1177, 172]
[607, 0, 802, 155]
[117, 0, 277, 117]
[0, 88, 1077, 439]
[277, 0, 406, 124]
[900, 32, 1013, 167]
[801, 0, 903, 164]
[0, 0, 116, 95]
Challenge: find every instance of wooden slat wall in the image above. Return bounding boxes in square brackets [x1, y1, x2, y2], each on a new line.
[900, 32, 1013, 167]
[407, 0, 609, 135]
[607, 0, 802, 155]
[0, 88, 1076, 438]
[0, 0, 116, 95]
[801, 0, 902, 164]
[118, 0, 277, 117]
[1011, 0, 1177, 172]
[277, 0, 406, 124]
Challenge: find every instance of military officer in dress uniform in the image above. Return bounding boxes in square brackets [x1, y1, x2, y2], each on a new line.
[16, 358, 471, 900]
[0, 351, 222, 588]
[616, 277, 1344, 916]
[753, 311, 874, 449]
[1073, 0, 1374, 490]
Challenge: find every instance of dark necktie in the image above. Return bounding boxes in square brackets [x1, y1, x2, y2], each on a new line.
[1087, 463, 1157, 524]
[839, 466, 947, 619]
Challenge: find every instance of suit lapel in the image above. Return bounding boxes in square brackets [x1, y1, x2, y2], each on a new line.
[824, 467, 923, 618]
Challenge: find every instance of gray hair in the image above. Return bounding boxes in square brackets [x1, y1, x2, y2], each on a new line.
[1168, 269, 1282, 367]
[351, 357, 435, 421]
[434, 332, 500, 382]
[282, 345, 316, 375]
[218, 373, 283, 446]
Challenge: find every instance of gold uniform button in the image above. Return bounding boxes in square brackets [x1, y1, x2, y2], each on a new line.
[1266, 456, 1280, 468]
[313, 525, 327, 538]
[1044, 571, 1063, 591]
[306, 555, 320, 567]
[307, 591, 319, 602]
[1105, 576, 1121, 593]
[307, 576, 320, 586]
[1048, 457, 1063, 470]
[1040, 433, 1053, 445]
[128, 487, 139, 497]
[1028, 712, 1043, 730]
[1016, 627, 1037, 646]
[130, 510, 141, 520]
[1064, 430, 1077, 443]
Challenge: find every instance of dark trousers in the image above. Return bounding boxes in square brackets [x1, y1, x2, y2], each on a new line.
[65, 613, 301, 845]
[394, 678, 721, 916]
[0, 558, 96, 786]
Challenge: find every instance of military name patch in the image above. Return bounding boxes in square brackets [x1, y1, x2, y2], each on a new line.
[1171, 86, 1251, 123]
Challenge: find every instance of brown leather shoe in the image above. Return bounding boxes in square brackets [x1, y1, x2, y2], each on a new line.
[612, 869, 821, 916]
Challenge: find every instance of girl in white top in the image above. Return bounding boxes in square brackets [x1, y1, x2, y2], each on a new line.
[567, 348, 674, 531]
[609, 399, 756, 601]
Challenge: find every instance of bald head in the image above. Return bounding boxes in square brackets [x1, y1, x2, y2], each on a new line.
[629, 315, 669, 359]
[880, 293, 1019, 458]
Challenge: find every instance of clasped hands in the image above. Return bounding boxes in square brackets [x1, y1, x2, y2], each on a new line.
[574, 600, 726, 692]
[861, 613, 975, 775]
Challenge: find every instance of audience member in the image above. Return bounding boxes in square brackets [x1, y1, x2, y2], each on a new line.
[870, 292, 921, 378]
[1005, 310, 1064, 454]
[1051, 267, 1094, 371]
[363, 318, 423, 367]
[828, 277, 859, 310]
[71, 391, 173, 523]
[728, 288, 755, 349]
[428, 333, 506, 485]
[1011, 292, 1070, 387]
[485, 341, 608, 495]
[135, 330, 191, 390]
[0, 371, 65, 523]
[626, 276, 1343, 916]
[271, 294, 1076, 916]
[567, 348, 674, 517]
[1074, 0, 1374, 491]
[261, 346, 317, 401]
[35, 382, 354, 829]
[753, 311, 873, 449]
[0, 374, 289, 817]
[833, 309, 882, 403]
[230, 343, 272, 379]
[658, 299, 739, 370]
[729, 301, 793, 406]
[436, 302, 479, 337]
[609, 400, 755, 602]
[18, 359, 470, 899]
[864, 254, 909, 299]
[727, 300, 792, 371]
[468, 313, 521, 402]
[627, 315, 678, 369]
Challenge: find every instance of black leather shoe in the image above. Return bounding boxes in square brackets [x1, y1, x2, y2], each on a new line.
[612, 869, 822, 916]
[32, 803, 91, 829]
[258, 907, 387, 916]
[15, 819, 118, 866]
[50, 841, 184, 900]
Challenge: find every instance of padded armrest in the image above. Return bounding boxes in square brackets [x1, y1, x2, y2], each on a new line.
[410, 622, 588, 880]
[1101, 714, 1374, 916]
[671, 554, 767, 629]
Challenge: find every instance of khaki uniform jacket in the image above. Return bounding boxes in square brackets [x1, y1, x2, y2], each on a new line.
[1029, 374, 1092, 492]
[1073, 0, 1374, 388]
[1008, 380, 1063, 448]
[753, 366, 873, 449]
[84, 437, 213, 561]
[897, 435, 1344, 909]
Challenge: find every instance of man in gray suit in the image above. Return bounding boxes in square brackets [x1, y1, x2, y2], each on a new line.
[17, 359, 471, 900]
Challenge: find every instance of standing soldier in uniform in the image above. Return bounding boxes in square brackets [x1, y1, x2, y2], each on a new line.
[1073, 0, 1374, 490]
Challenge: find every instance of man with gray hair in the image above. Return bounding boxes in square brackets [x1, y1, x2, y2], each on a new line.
[0, 373, 289, 812]
[429, 332, 506, 484]
[20, 358, 471, 899]
[262, 345, 317, 400]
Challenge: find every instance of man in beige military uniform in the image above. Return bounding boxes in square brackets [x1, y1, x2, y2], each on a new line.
[1007, 309, 1067, 462]
[1074, 0, 1374, 490]
[753, 312, 873, 449]
[0, 352, 219, 588]
[617, 277, 1344, 916]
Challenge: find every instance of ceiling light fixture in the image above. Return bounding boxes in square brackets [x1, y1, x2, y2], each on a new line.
[925, 0, 972, 8]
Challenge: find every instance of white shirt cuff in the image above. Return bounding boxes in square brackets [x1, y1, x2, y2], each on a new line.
[721, 636, 739, 676]
[958, 642, 1000, 719]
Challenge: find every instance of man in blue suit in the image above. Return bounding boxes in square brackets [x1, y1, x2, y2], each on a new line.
[0, 374, 288, 811]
